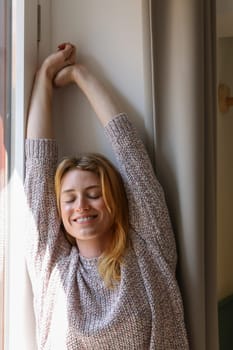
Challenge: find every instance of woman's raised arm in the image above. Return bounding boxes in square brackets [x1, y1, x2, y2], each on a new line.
[54, 62, 121, 127]
[24, 44, 76, 281]
[26, 43, 75, 139]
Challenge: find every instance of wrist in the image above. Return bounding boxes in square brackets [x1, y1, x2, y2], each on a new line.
[38, 58, 57, 83]
[34, 67, 53, 91]
[73, 64, 89, 85]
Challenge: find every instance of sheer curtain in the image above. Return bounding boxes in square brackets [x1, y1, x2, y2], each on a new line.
[150, 1, 218, 349]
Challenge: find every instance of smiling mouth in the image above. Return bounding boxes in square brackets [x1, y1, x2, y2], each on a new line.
[74, 215, 98, 224]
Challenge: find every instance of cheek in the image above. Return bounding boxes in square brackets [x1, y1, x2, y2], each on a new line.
[96, 199, 110, 213]
[60, 203, 72, 221]
[99, 201, 113, 222]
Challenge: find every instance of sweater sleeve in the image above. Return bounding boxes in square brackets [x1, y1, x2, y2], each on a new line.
[24, 139, 70, 280]
[104, 113, 177, 270]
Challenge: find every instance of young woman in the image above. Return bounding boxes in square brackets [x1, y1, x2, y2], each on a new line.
[25, 43, 189, 349]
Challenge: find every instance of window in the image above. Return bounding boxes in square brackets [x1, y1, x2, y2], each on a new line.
[0, 0, 11, 348]
[1, 1, 38, 349]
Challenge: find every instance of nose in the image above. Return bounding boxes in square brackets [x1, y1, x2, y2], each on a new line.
[75, 196, 90, 212]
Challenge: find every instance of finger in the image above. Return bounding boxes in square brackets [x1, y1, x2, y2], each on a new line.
[55, 43, 76, 66]
[57, 43, 66, 51]
[57, 42, 74, 53]
[62, 46, 76, 62]
[57, 42, 72, 50]
[65, 51, 76, 67]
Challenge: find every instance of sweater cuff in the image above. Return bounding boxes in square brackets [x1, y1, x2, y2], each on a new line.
[104, 113, 132, 139]
[25, 139, 58, 161]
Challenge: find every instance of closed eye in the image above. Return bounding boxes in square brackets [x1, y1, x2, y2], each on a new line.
[62, 197, 76, 203]
[87, 193, 101, 199]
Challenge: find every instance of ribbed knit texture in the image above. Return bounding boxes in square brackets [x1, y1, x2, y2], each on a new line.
[24, 114, 189, 349]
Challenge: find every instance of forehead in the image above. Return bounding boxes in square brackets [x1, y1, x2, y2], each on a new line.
[61, 169, 100, 191]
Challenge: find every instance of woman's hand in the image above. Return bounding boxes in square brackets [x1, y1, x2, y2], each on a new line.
[39, 42, 76, 82]
[53, 43, 78, 88]
[53, 64, 77, 87]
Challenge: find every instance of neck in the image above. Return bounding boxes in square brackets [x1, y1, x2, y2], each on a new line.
[76, 237, 111, 259]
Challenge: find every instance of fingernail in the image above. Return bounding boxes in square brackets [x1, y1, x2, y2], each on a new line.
[57, 43, 66, 50]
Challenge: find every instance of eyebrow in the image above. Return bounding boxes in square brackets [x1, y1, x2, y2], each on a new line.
[61, 185, 101, 194]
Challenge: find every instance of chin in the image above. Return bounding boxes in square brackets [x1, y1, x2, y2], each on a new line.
[73, 231, 100, 241]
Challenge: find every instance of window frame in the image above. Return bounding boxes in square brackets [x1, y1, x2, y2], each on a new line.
[4, 0, 38, 349]
[0, 0, 11, 348]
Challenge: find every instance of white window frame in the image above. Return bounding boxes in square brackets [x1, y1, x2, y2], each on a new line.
[5, 0, 38, 349]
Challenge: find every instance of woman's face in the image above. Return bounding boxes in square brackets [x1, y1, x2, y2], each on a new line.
[60, 169, 113, 245]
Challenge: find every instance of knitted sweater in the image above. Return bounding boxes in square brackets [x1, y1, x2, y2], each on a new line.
[25, 113, 189, 350]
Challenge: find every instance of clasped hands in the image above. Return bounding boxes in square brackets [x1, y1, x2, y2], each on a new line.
[39, 42, 78, 88]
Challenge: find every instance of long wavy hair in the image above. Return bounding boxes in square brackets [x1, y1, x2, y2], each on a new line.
[55, 153, 129, 288]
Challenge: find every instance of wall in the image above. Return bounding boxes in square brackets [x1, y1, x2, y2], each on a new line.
[39, 0, 155, 165]
[217, 0, 233, 38]
[217, 0, 233, 300]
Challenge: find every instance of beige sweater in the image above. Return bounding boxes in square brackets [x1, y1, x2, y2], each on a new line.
[25, 113, 189, 349]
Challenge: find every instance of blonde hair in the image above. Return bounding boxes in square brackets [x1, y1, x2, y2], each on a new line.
[55, 153, 129, 288]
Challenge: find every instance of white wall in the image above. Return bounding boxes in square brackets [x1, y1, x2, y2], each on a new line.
[39, 0, 154, 164]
